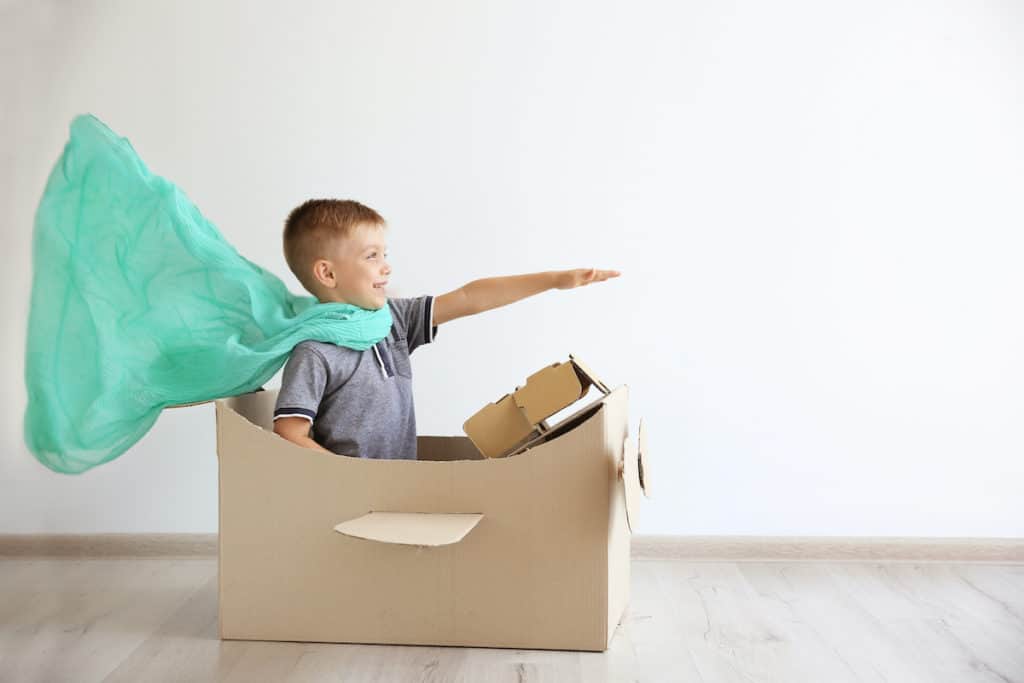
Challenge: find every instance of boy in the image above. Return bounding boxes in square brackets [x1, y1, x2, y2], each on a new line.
[272, 199, 620, 459]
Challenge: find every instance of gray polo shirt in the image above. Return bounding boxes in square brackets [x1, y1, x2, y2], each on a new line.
[272, 296, 437, 459]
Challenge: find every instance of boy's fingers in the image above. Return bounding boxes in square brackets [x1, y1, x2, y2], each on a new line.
[590, 269, 620, 282]
[568, 268, 620, 287]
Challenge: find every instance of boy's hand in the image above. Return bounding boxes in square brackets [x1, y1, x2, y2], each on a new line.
[554, 268, 621, 290]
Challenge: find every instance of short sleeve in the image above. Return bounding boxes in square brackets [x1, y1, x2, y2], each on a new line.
[388, 295, 438, 354]
[273, 344, 329, 424]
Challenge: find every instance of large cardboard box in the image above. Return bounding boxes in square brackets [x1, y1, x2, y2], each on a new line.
[214, 357, 648, 651]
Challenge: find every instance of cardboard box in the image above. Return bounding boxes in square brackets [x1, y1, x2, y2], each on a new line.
[214, 356, 649, 651]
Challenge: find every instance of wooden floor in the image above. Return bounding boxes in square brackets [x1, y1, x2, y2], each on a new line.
[0, 558, 1021, 682]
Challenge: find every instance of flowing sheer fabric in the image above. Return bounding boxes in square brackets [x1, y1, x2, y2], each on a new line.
[24, 114, 391, 474]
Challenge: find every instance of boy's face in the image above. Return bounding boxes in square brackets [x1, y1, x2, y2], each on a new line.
[312, 223, 391, 309]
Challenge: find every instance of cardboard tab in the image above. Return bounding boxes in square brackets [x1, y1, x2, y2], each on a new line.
[462, 394, 535, 458]
[568, 354, 610, 395]
[333, 511, 484, 547]
[513, 361, 585, 423]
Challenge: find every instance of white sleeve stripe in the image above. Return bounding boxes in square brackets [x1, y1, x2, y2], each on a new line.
[428, 296, 435, 343]
[273, 412, 314, 424]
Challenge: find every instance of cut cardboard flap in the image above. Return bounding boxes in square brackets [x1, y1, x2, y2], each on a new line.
[333, 511, 484, 547]
[463, 355, 611, 458]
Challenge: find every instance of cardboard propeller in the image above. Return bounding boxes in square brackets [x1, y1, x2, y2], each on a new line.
[619, 419, 650, 531]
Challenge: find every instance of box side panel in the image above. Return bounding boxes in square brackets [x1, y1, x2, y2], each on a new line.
[602, 388, 632, 646]
[216, 405, 463, 645]
[215, 402, 226, 640]
[445, 392, 624, 651]
[216, 393, 623, 651]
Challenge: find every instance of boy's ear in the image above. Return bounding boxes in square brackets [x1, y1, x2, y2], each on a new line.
[312, 259, 335, 287]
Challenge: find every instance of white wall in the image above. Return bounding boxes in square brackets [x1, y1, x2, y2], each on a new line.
[2, 0, 1021, 536]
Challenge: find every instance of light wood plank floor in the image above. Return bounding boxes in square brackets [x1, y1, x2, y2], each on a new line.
[0, 558, 1021, 682]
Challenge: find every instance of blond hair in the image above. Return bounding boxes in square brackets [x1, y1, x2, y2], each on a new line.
[282, 199, 386, 295]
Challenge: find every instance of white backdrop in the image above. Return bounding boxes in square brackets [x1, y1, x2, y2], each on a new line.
[3, 0, 1021, 536]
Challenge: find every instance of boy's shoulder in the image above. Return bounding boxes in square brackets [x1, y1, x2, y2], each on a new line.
[386, 295, 436, 347]
[290, 339, 361, 369]
[293, 339, 344, 352]
[386, 296, 421, 336]
[281, 340, 362, 390]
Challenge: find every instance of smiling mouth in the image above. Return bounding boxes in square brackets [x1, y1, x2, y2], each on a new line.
[373, 283, 388, 290]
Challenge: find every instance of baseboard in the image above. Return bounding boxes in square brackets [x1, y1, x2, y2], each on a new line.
[1, 534, 1021, 563]
[0, 534, 218, 557]
[631, 534, 1024, 563]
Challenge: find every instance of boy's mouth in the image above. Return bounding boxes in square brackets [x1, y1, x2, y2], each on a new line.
[373, 281, 388, 290]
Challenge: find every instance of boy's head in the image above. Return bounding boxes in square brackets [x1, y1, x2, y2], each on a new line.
[283, 199, 391, 309]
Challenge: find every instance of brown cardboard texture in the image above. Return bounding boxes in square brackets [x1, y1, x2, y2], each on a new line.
[214, 357, 644, 651]
[462, 355, 611, 458]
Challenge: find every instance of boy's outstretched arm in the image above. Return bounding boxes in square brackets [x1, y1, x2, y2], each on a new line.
[432, 268, 620, 326]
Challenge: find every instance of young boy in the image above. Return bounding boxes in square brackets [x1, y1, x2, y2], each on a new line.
[272, 199, 620, 459]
